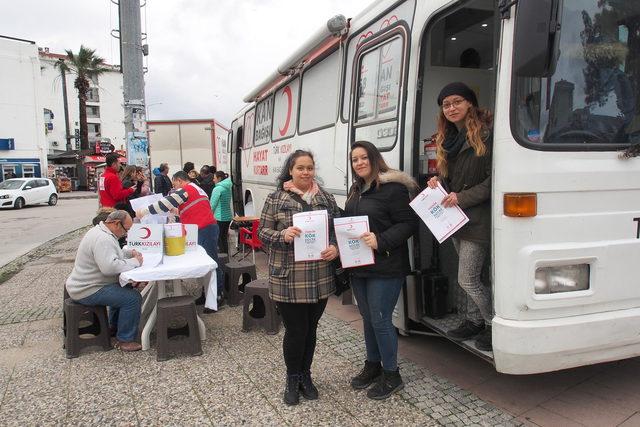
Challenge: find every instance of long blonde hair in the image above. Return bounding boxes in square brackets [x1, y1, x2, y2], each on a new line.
[435, 105, 493, 177]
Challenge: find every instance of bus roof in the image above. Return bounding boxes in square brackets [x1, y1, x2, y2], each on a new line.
[242, 14, 348, 103]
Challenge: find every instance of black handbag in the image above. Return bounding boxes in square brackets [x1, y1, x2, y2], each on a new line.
[333, 259, 351, 296]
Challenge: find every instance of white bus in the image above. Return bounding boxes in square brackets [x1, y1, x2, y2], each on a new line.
[228, 0, 640, 374]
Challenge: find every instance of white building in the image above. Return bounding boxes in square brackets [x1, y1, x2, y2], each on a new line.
[0, 36, 48, 181]
[39, 49, 125, 154]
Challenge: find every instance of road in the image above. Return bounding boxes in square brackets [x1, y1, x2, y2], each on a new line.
[0, 198, 98, 267]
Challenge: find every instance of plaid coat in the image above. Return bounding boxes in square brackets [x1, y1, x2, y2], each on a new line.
[258, 187, 340, 303]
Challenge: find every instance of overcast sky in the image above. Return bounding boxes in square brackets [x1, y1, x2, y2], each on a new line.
[1, 0, 372, 126]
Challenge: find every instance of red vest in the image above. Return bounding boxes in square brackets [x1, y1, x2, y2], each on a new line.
[179, 183, 216, 229]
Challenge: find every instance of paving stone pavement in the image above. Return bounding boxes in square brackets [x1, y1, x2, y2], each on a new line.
[0, 231, 521, 426]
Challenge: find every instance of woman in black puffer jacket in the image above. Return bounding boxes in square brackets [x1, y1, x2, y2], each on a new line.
[344, 140, 418, 400]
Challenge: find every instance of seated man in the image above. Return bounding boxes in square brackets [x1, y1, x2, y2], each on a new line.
[65, 210, 144, 351]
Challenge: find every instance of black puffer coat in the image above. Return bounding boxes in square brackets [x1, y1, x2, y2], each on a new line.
[344, 171, 419, 278]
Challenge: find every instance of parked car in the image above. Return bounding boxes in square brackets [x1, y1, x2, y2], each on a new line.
[0, 178, 58, 209]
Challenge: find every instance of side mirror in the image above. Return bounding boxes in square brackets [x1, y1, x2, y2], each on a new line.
[24, 186, 32, 190]
[513, 0, 562, 77]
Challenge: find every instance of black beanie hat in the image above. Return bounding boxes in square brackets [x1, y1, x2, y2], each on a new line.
[437, 82, 478, 107]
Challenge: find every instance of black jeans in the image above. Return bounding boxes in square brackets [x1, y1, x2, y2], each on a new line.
[277, 299, 328, 375]
[217, 221, 230, 254]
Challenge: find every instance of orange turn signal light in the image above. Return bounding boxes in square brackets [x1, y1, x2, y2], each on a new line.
[504, 193, 537, 217]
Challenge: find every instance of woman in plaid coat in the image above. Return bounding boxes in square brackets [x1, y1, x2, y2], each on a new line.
[258, 150, 340, 406]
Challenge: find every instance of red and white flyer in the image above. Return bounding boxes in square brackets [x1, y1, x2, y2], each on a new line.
[410, 183, 469, 243]
[334, 216, 375, 268]
[292, 210, 329, 262]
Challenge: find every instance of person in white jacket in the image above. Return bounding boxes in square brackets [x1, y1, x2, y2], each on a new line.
[65, 210, 144, 351]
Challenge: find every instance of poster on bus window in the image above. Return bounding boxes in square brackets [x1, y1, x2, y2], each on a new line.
[254, 96, 273, 146]
[376, 38, 402, 119]
[409, 183, 468, 243]
[357, 50, 379, 122]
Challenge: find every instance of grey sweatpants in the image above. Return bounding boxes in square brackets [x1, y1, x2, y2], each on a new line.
[452, 238, 492, 326]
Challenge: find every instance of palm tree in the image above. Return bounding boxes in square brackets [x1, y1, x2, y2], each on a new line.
[55, 45, 111, 151]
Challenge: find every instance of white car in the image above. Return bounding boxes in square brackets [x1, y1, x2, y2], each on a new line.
[0, 178, 58, 209]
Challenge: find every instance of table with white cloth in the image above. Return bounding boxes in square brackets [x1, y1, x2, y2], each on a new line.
[119, 245, 218, 351]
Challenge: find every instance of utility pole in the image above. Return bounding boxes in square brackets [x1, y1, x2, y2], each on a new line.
[57, 59, 72, 151]
[118, 0, 148, 166]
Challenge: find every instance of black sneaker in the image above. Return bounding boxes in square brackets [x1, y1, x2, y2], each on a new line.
[350, 360, 382, 390]
[446, 320, 484, 341]
[366, 368, 404, 400]
[475, 326, 492, 351]
[202, 307, 217, 314]
[299, 371, 319, 400]
[283, 374, 300, 405]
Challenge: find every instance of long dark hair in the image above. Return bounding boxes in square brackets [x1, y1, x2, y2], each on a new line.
[276, 150, 314, 189]
[214, 171, 228, 180]
[349, 141, 390, 190]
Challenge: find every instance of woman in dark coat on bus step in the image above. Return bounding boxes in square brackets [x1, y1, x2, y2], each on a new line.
[344, 140, 419, 400]
[427, 82, 493, 351]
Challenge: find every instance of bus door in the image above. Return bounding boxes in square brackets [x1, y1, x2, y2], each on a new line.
[229, 119, 244, 216]
[346, 1, 417, 333]
[404, 0, 500, 359]
[348, 11, 412, 173]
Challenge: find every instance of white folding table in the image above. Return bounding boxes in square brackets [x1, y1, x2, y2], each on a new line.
[119, 245, 218, 350]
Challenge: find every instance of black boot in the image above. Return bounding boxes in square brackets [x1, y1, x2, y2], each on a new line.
[366, 368, 404, 400]
[194, 290, 206, 306]
[350, 360, 382, 390]
[299, 371, 319, 400]
[283, 373, 300, 405]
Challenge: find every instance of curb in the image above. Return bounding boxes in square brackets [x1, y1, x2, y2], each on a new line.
[58, 196, 98, 200]
[0, 225, 89, 284]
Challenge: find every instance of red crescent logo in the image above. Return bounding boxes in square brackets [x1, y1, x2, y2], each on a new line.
[140, 227, 151, 239]
[279, 86, 292, 137]
[357, 31, 374, 47]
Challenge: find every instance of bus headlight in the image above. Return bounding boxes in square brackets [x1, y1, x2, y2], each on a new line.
[534, 264, 590, 294]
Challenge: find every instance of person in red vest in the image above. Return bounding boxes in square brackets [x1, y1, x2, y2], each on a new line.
[99, 153, 134, 208]
[137, 170, 223, 311]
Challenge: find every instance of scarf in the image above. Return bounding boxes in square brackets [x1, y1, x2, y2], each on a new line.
[443, 128, 467, 160]
[283, 180, 319, 205]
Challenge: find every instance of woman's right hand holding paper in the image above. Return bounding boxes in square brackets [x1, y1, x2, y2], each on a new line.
[283, 226, 302, 243]
[427, 176, 439, 189]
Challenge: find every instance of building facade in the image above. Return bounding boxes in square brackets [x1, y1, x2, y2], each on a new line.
[39, 49, 125, 190]
[39, 49, 125, 155]
[0, 36, 48, 181]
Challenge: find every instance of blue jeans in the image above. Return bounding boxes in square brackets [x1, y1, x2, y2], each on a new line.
[199, 223, 223, 294]
[351, 276, 404, 371]
[75, 283, 142, 342]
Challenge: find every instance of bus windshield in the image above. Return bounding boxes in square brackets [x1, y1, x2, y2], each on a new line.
[513, 1, 640, 147]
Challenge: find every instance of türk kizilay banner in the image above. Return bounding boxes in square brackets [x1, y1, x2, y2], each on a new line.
[127, 224, 163, 268]
[127, 224, 163, 253]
